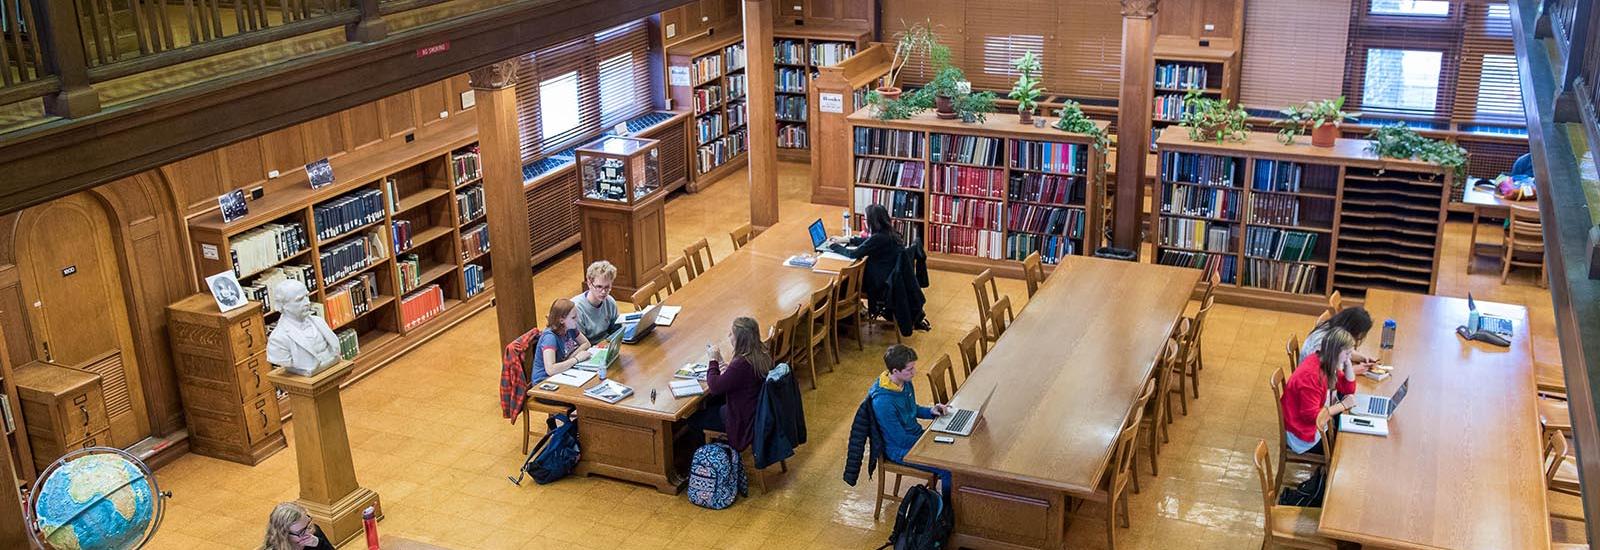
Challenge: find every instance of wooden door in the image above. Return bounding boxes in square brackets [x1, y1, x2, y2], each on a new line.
[15, 194, 150, 448]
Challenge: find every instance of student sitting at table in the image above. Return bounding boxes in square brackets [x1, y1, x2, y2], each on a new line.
[572, 260, 621, 342]
[689, 317, 773, 451]
[869, 344, 952, 498]
[1283, 327, 1360, 460]
[1299, 307, 1376, 392]
[828, 204, 932, 332]
[529, 298, 592, 386]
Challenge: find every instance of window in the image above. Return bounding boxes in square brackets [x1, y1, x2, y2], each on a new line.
[512, 19, 655, 164]
[539, 71, 581, 142]
[1473, 54, 1523, 119]
[1343, 0, 1461, 121]
[981, 35, 1044, 79]
[598, 52, 638, 121]
[1360, 49, 1443, 112]
[1369, 0, 1450, 16]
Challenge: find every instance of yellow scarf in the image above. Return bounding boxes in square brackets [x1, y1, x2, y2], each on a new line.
[877, 371, 903, 392]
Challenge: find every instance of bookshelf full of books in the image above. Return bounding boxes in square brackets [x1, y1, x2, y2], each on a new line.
[1154, 126, 1451, 312]
[1150, 37, 1240, 149]
[772, 24, 870, 162]
[844, 110, 1107, 275]
[668, 33, 748, 183]
[186, 116, 497, 382]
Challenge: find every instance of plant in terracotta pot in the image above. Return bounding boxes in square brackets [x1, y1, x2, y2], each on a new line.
[881, 20, 940, 100]
[865, 90, 926, 121]
[1008, 52, 1045, 125]
[955, 91, 997, 123]
[1276, 96, 1359, 147]
[1178, 89, 1250, 143]
[919, 46, 967, 119]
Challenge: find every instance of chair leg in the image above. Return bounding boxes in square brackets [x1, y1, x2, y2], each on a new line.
[1118, 491, 1130, 528]
[1148, 430, 1160, 476]
[1274, 453, 1287, 494]
[1131, 446, 1142, 494]
[1105, 499, 1117, 550]
[522, 409, 531, 454]
[1176, 375, 1190, 416]
[1501, 248, 1513, 284]
[853, 314, 865, 351]
[875, 469, 887, 521]
[806, 346, 819, 390]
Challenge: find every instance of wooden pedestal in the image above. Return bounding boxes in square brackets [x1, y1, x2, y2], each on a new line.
[267, 362, 380, 546]
[577, 193, 668, 296]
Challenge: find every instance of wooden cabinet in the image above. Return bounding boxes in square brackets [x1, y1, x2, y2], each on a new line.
[166, 294, 286, 465]
[576, 136, 669, 296]
[13, 361, 110, 472]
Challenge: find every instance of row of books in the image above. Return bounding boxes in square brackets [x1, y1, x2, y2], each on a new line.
[928, 225, 1005, 260]
[1008, 204, 1085, 238]
[1162, 184, 1240, 220]
[390, 219, 420, 252]
[696, 113, 725, 145]
[1242, 260, 1320, 295]
[456, 184, 485, 224]
[1012, 140, 1088, 175]
[1156, 250, 1238, 284]
[931, 165, 1005, 199]
[854, 127, 923, 158]
[1008, 172, 1085, 206]
[692, 85, 723, 115]
[313, 188, 385, 241]
[775, 39, 805, 65]
[851, 214, 924, 247]
[1244, 226, 1320, 262]
[451, 145, 481, 185]
[241, 265, 317, 314]
[319, 229, 388, 285]
[464, 262, 488, 298]
[1005, 232, 1076, 264]
[727, 101, 747, 131]
[724, 43, 746, 72]
[777, 95, 806, 121]
[929, 196, 1003, 231]
[727, 74, 747, 100]
[930, 133, 1004, 167]
[855, 158, 925, 189]
[1251, 159, 1336, 193]
[1160, 217, 1236, 253]
[396, 253, 432, 294]
[1248, 194, 1328, 227]
[696, 129, 747, 174]
[461, 222, 489, 259]
[1152, 93, 1192, 122]
[777, 68, 807, 94]
[810, 42, 856, 66]
[855, 188, 923, 219]
[231, 222, 309, 278]
[1160, 151, 1241, 187]
[323, 272, 381, 329]
[336, 328, 360, 360]
[400, 284, 446, 331]
[778, 124, 808, 149]
[690, 53, 722, 84]
[1155, 62, 1208, 90]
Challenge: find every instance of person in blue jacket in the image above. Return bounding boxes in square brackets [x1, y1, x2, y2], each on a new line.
[868, 344, 952, 499]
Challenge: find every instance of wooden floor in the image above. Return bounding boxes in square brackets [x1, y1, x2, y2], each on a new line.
[145, 163, 1583, 549]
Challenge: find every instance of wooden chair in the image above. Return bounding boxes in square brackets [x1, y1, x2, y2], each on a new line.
[685, 237, 716, 278]
[957, 325, 984, 377]
[729, 223, 753, 250]
[876, 458, 938, 521]
[1537, 361, 1567, 393]
[798, 282, 835, 390]
[1315, 310, 1330, 325]
[986, 296, 1015, 343]
[630, 279, 662, 310]
[1270, 366, 1327, 491]
[663, 255, 692, 290]
[1128, 377, 1158, 494]
[1252, 441, 1340, 549]
[1021, 251, 1045, 298]
[833, 261, 867, 352]
[1540, 396, 1573, 437]
[1503, 204, 1547, 287]
[1138, 338, 1179, 482]
[1326, 290, 1343, 316]
[972, 269, 1001, 343]
[925, 353, 958, 403]
[521, 399, 571, 454]
[1286, 334, 1301, 375]
[1170, 293, 1213, 417]
[703, 429, 786, 493]
[1070, 405, 1142, 550]
[766, 304, 804, 366]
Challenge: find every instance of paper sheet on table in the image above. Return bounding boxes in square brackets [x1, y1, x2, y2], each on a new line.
[656, 305, 682, 325]
[818, 251, 853, 262]
[548, 369, 596, 387]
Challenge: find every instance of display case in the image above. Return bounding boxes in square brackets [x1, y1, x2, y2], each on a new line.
[576, 136, 670, 296]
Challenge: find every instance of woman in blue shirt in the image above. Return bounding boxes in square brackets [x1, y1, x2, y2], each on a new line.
[529, 298, 593, 385]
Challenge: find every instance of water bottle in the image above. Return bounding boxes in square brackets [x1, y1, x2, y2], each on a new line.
[362, 506, 379, 550]
[1381, 319, 1396, 350]
[597, 350, 607, 381]
[842, 210, 852, 238]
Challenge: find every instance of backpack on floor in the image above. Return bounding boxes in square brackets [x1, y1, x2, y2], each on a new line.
[1278, 471, 1325, 507]
[687, 442, 746, 509]
[878, 484, 952, 550]
[509, 412, 579, 486]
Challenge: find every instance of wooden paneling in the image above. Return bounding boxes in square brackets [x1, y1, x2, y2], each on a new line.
[1156, 0, 1243, 42]
[163, 154, 224, 214]
[302, 114, 346, 161]
[345, 102, 386, 151]
[417, 82, 449, 127]
[382, 91, 419, 138]
[220, 141, 267, 193]
[261, 126, 308, 173]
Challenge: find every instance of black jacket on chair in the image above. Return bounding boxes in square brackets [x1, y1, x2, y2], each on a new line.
[843, 397, 887, 486]
[753, 364, 807, 469]
[830, 232, 901, 301]
[882, 242, 929, 336]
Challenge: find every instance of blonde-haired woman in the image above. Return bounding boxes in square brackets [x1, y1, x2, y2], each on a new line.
[262, 502, 334, 550]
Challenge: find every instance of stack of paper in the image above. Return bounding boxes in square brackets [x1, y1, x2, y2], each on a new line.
[669, 379, 704, 398]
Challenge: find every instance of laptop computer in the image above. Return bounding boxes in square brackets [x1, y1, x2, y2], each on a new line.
[619, 304, 661, 344]
[573, 330, 624, 371]
[930, 387, 996, 436]
[808, 219, 831, 252]
[1467, 293, 1514, 338]
[1350, 377, 1410, 419]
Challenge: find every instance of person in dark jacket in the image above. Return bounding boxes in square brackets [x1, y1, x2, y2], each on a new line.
[829, 204, 932, 331]
[752, 363, 806, 468]
[868, 344, 951, 499]
[690, 316, 772, 451]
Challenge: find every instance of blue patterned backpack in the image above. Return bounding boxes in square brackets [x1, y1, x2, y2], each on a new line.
[687, 442, 746, 509]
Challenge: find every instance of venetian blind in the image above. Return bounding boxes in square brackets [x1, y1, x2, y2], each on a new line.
[1239, 0, 1353, 110]
[1340, 0, 1465, 121]
[1054, 0, 1124, 99]
[1455, 2, 1524, 124]
[513, 20, 655, 164]
[962, 1, 1054, 92]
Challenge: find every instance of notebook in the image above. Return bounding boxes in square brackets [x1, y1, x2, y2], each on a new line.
[669, 379, 704, 398]
[656, 305, 683, 326]
[583, 379, 633, 403]
[547, 369, 596, 387]
[812, 256, 853, 274]
[1339, 414, 1389, 436]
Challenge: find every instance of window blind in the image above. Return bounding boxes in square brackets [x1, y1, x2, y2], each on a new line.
[962, 1, 1054, 92]
[1239, 0, 1353, 110]
[513, 20, 655, 164]
[1341, 0, 1465, 121]
[1053, 0, 1123, 99]
[1455, 2, 1523, 124]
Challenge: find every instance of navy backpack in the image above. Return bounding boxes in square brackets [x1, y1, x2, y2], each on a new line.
[509, 412, 579, 486]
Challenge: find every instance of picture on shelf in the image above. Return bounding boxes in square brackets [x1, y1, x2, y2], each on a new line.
[307, 158, 336, 189]
[218, 189, 248, 223]
[206, 271, 249, 312]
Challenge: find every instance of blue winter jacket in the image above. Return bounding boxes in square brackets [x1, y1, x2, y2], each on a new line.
[868, 375, 934, 463]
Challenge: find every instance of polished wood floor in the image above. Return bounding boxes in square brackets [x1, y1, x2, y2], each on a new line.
[146, 164, 1581, 548]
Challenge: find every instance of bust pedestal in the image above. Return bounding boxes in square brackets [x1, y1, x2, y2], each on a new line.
[267, 361, 380, 546]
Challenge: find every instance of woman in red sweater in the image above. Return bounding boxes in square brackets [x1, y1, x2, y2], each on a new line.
[1282, 327, 1359, 457]
[691, 317, 773, 451]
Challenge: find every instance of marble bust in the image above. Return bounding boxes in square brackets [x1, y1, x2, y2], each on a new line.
[266, 279, 342, 376]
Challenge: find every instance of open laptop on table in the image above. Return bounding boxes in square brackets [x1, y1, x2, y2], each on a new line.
[1467, 293, 1514, 338]
[619, 303, 661, 344]
[1350, 377, 1410, 419]
[809, 218, 858, 254]
[573, 330, 624, 371]
[930, 387, 996, 436]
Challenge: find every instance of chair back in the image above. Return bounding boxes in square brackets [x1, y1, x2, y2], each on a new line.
[1252, 440, 1281, 540]
[987, 296, 1014, 341]
[958, 325, 984, 375]
[767, 304, 803, 364]
[685, 237, 715, 277]
[1326, 290, 1343, 316]
[664, 255, 691, 290]
[1315, 309, 1331, 325]
[925, 353, 958, 403]
[834, 261, 865, 315]
[1508, 204, 1545, 251]
[972, 269, 1000, 325]
[1148, 336, 1179, 421]
[1132, 378, 1157, 421]
[1109, 406, 1142, 494]
[631, 279, 660, 309]
[1544, 428, 1568, 485]
[1199, 268, 1219, 303]
[807, 282, 833, 344]
[1021, 252, 1044, 298]
[1286, 334, 1301, 374]
[1269, 366, 1290, 452]
[730, 223, 754, 250]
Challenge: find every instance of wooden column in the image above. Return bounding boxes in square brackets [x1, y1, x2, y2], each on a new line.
[34, 0, 100, 117]
[743, 0, 780, 229]
[470, 61, 539, 349]
[1113, 0, 1160, 255]
[0, 326, 28, 548]
[346, 0, 389, 42]
[268, 363, 379, 548]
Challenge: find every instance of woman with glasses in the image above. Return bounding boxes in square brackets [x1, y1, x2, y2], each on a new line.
[262, 502, 335, 550]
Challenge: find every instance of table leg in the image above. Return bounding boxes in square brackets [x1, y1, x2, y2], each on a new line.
[1468, 209, 1480, 274]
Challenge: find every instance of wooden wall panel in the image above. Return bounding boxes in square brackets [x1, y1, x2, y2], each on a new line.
[345, 102, 386, 151]
[261, 126, 309, 174]
[163, 153, 224, 214]
[301, 114, 346, 161]
[448, 74, 473, 114]
[417, 82, 449, 127]
[219, 141, 266, 192]
[382, 91, 419, 138]
[1155, 0, 1242, 41]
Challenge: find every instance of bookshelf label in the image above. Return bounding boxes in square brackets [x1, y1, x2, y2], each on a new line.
[306, 158, 335, 190]
[819, 92, 844, 114]
[201, 244, 219, 260]
[670, 66, 691, 87]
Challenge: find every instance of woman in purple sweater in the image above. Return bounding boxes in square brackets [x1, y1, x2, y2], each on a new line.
[691, 317, 773, 451]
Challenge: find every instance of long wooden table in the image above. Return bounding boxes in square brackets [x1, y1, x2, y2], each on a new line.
[1319, 290, 1549, 549]
[526, 217, 833, 493]
[903, 256, 1200, 549]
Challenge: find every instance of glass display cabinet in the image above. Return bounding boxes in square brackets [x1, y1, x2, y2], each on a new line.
[575, 136, 668, 295]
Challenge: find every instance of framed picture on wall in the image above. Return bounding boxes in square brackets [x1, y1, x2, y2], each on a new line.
[205, 271, 248, 312]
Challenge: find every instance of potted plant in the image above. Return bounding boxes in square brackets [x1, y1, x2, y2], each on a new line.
[1008, 52, 1045, 125]
[1178, 90, 1250, 143]
[881, 21, 940, 100]
[1276, 97, 1359, 147]
[1053, 100, 1110, 156]
[955, 91, 997, 123]
[1365, 124, 1468, 180]
[919, 46, 966, 119]
[866, 90, 926, 121]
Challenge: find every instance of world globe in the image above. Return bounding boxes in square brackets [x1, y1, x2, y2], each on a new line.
[27, 447, 169, 550]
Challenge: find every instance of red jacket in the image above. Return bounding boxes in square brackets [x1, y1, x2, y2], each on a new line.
[1281, 352, 1357, 443]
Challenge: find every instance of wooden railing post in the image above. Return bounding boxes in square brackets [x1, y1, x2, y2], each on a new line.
[346, 0, 387, 42]
[31, 0, 100, 117]
[1554, 1, 1594, 122]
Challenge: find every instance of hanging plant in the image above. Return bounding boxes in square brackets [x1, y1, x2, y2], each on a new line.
[1178, 90, 1250, 143]
[1364, 124, 1468, 180]
[1052, 100, 1110, 157]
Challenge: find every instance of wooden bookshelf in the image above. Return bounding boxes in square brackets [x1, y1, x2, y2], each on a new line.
[1153, 126, 1451, 313]
[810, 42, 893, 205]
[667, 32, 748, 190]
[772, 22, 872, 162]
[1150, 36, 1241, 151]
[842, 110, 1108, 277]
[187, 114, 493, 385]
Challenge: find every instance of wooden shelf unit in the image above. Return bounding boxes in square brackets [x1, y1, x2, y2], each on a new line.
[809, 42, 894, 205]
[772, 22, 872, 162]
[1153, 126, 1451, 313]
[843, 110, 1108, 277]
[668, 32, 748, 189]
[1150, 36, 1241, 151]
[187, 115, 494, 385]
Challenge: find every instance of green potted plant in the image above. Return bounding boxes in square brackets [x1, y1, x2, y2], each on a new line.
[1052, 100, 1110, 156]
[1178, 90, 1250, 143]
[955, 91, 997, 123]
[881, 21, 940, 100]
[1276, 96, 1359, 147]
[865, 90, 926, 121]
[918, 45, 966, 119]
[1007, 52, 1045, 125]
[1365, 124, 1468, 180]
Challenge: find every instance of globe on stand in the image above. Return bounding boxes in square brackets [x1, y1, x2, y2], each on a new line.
[26, 446, 171, 550]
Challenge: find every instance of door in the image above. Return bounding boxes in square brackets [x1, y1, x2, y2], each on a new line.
[16, 193, 150, 448]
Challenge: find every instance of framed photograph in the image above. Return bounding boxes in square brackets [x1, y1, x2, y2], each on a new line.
[217, 189, 248, 223]
[205, 271, 249, 312]
[306, 158, 335, 190]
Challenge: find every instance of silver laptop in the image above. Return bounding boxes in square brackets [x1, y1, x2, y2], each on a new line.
[1468, 293, 1514, 338]
[573, 330, 623, 371]
[619, 304, 661, 344]
[1351, 377, 1409, 419]
[930, 387, 996, 436]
